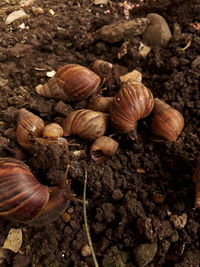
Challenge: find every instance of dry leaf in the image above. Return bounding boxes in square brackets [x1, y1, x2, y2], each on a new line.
[3, 228, 22, 253]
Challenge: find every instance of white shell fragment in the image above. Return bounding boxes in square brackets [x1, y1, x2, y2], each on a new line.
[94, 0, 108, 4]
[5, 9, 29, 25]
[120, 70, 142, 83]
[46, 70, 56, 77]
[3, 228, 22, 253]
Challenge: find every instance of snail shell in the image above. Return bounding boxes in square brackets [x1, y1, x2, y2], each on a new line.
[110, 80, 154, 133]
[91, 60, 113, 80]
[88, 97, 114, 113]
[36, 64, 101, 101]
[0, 157, 79, 224]
[150, 98, 184, 141]
[193, 159, 200, 208]
[42, 123, 63, 139]
[62, 109, 109, 140]
[90, 136, 119, 163]
[16, 109, 45, 149]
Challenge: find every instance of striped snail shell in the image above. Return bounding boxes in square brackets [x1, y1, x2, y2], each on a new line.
[109, 80, 154, 133]
[16, 109, 45, 149]
[90, 136, 119, 163]
[0, 157, 79, 224]
[150, 98, 184, 141]
[36, 64, 101, 101]
[62, 109, 109, 140]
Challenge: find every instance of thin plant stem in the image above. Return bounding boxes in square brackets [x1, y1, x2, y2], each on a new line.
[83, 169, 99, 267]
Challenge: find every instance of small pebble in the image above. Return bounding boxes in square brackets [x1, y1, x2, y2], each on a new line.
[60, 213, 71, 223]
[32, 7, 44, 16]
[5, 9, 29, 25]
[142, 13, 172, 46]
[81, 245, 92, 257]
[169, 213, 188, 229]
[49, 9, 55, 15]
[133, 243, 157, 267]
[191, 56, 200, 68]
[169, 230, 179, 242]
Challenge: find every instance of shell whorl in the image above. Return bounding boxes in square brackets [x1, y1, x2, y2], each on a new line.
[110, 81, 154, 133]
[0, 158, 49, 222]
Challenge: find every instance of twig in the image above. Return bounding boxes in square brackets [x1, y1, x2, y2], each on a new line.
[83, 169, 99, 267]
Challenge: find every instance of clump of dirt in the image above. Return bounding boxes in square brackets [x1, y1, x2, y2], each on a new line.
[0, 0, 200, 266]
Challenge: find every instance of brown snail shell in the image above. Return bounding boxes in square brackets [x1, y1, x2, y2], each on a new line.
[90, 60, 113, 80]
[88, 97, 114, 113]
[36, 64, 101, 101]
[0, 157, 80, 224]
[150, 98, 184, 141]
[109, 80, 154, 133]
[16, 109, 45, 149]
[62, 109, 109, 140]
[193, 159, 200, 208]
[90, 136, 119, 163]
[42, 123, 63, 139]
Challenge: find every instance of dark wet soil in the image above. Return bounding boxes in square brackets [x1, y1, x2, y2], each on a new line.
[0, 0, 200, 266]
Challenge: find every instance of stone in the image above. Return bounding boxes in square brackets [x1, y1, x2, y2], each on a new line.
[133, 243, 157, 267]
[142, 13, 172, 46]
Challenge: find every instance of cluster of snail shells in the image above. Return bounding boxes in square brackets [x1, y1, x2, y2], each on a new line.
[16, 108, 68, 150]
[34, 62, 185, 155]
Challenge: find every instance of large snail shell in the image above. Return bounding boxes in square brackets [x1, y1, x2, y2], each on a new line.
[0, 157, 49, 222]
[110, 80, 154, 133]
[150, 98, 184, 141]
[16, 109, 45, 149]
[36, 64, 101, 101]
[62, 109, 108, 140]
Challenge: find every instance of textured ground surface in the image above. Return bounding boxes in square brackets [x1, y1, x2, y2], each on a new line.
[0, 0, 199, 266]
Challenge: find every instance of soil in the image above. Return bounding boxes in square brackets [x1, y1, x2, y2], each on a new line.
[0, 0, 200, 266]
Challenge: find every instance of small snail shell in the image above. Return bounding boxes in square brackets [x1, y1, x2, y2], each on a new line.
[0, 157, 78, 224]
[62, 109, 109, 140]
[42, 123, 63, 138]
[36, 64, 101, 101]
[16, 109, 45, 149]
[91, 60, 113, 80]
[193, 159, 200, 208]
[90, 136, 119, 163]
[110, 80, 154, 133]
[150, 98, 184, 141]
[88, 97, 114, 113]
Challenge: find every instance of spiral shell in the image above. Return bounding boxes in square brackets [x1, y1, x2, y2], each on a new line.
[150, 98, 184, 141]
[62, 109, 108, 140]
[16, 109, 45, 149]
[36, 64, 101, 101]
[90, 136, 119, 163]
[88, 97, 114, 113]
[110, 80, 154, 133]
[0, 157, 49, 222]
[42, 123, 63, 139]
